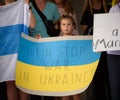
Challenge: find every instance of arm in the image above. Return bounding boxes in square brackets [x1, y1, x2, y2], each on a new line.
[80, 9, 91, 35]
[81, 25, 88, 34]
[29, 9, 36, 28]
[25, 0, 36, 28]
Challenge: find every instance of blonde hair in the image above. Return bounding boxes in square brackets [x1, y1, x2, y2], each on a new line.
[49, 0, 74, 15]
[88, 0, 108, 15]
[56, 15, 76, 29]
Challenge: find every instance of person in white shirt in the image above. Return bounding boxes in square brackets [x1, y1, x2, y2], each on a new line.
[107, 0, 120, 100]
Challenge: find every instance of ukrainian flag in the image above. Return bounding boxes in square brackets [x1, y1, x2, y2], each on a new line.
[16, 33, 101, 96]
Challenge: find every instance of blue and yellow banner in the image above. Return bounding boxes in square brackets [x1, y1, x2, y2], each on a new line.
[16, 33, 101, 96]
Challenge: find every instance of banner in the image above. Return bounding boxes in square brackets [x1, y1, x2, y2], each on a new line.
[0, 0, 29, 82]
[16, 33, 100, 96]
[93, 13, 120, 52]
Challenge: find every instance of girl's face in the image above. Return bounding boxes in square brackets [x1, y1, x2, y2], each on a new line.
[60, 19, 74, 36]
[54, 0, 62, 4]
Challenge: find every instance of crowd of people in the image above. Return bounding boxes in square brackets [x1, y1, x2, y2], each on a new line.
[0, 0, 120, 100]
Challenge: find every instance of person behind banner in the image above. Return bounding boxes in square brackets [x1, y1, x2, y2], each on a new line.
[80, 0, 109, 35]
[29, 0, 60, 38]
[56, 15, 81, 100]
[28, 0, 60, 100]
[0, 0, 36, 100]
[107, 0, 120, 100]
[80, 0, 111, 100]
[49, 0, 79, 36]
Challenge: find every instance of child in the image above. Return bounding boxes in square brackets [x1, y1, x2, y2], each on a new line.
[35, 15, 81, 100]
[49, 0, 79, 36]
[35, 15, 75, 38]
[57, 15, 76, 36]
[57, 15, 81, 100]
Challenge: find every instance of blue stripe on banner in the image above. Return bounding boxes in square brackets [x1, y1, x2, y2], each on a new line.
[18, 36, 100, 66]
[0, 24, 28, 56]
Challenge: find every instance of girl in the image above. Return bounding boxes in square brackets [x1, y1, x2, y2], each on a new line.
[58, 15, 75, 36]
[57, 15, 81, 100]
[49, 0, 79, 35]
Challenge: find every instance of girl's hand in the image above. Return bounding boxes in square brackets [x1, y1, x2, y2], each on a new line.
[35, 34, 41, 39]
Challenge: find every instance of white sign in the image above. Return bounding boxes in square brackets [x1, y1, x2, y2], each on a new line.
[93, 13, 120, 52]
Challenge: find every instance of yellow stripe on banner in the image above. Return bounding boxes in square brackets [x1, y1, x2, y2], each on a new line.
[16, 61, 99, 93]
